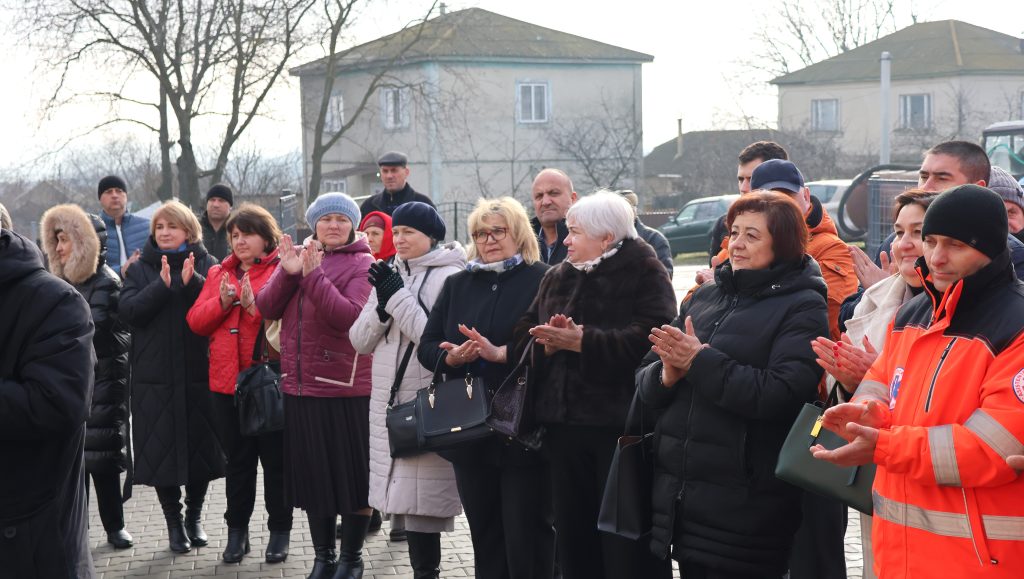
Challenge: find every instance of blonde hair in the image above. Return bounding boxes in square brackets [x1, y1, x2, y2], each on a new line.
[151, 200, 203, 243]
[465, 196, 540, 264]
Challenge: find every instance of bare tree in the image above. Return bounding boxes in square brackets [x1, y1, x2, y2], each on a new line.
[549, 97, 643, 191]
[224, 146, 303, 196]
[303, 0, 438, 201]
[752, 0, 910, 77]
[16, 0, 315, 208]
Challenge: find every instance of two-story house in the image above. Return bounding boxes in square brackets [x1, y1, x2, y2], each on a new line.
[290, 7, 652, 208]
[772, 20, 1024, 168]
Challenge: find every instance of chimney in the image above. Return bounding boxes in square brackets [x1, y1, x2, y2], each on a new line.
[674, 118, 684, 159]
[439, 2, 447, 15]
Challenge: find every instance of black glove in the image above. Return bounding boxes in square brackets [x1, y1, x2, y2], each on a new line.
[368, 261, 403, 320]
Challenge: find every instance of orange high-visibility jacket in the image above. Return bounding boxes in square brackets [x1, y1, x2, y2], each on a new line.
[855, 253, 1024, 578]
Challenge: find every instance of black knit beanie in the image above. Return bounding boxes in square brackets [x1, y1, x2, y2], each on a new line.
[922, 184, 1008, 259]
[97, 175, 128, 199]
[392, 201, 446, 241]
[206, 183, 234, 206]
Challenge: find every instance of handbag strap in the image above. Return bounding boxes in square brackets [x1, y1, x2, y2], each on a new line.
[250, 321, 269, 362]
[385, 267, 435, 409]
[623, 388, 646, 436]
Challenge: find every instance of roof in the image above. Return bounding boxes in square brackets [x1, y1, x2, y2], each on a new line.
[644, 129, 778, 177]
[772, 20, 1024, 86]
[292, 7, 653, 76]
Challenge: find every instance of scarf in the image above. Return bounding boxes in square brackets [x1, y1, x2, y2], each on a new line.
[466, 253, 524, 273]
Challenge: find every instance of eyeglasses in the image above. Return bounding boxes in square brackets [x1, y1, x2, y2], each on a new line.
[472, 227, 508, 243]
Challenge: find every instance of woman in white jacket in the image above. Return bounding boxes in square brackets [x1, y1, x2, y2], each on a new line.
[350, 202, 466, 579]
[811, 189, 937, 579]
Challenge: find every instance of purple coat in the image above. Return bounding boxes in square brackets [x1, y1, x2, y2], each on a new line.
[255, 237, 374, 398]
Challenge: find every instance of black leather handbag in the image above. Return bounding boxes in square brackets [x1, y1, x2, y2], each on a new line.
[775, 386, 876, 515]
[486, 338, 544, 451]
[597, 390, 655, 540]
[414, 357, 494, 452]
[235, 324, 284, 436]
[385, 344, 421, 458]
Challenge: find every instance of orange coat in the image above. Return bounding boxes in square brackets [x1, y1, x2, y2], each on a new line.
[855, 253, 1024, 578]
[711, 198, 855, 341]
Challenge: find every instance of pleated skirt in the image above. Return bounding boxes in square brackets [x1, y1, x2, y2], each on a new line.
[283, 394, 370, 516]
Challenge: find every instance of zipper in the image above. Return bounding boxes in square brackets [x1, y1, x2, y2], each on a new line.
[962, 488, 984, 567]
[706, 295, 739, 344]
[296, 289, 304, 396]
[924, 338, 956, 412]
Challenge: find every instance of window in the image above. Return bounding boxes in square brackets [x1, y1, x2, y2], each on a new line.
[381, 86, 409, 130]
[517, 82, 549, 123]
[321, 179, 346, 194]
[811, 99, 839, 132]
[324, 90, 344, 134]
[676, 203, 699, 222]
[695, 202, 720, 220]
[899, 94, 932, 130]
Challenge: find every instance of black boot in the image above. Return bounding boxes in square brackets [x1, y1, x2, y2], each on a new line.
[308, 514, 338, 579]
[332, 514, 370, 579]
[265, 530, 290, 563]
[165, 514, 192, 554]
[368, 510, 382, 533]
[406, 531, 441, 579]
[106, 528, 133, 549]
[183, 493, 207, 547]
[222, 527, 250, 563]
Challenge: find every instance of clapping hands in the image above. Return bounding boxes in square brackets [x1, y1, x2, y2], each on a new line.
[649, 316, 704, 387]
[529, 314, 583, 356]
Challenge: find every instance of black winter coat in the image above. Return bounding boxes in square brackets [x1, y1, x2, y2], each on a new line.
[120, 238, 225, 487]
[636, 256, 828, 575]
[419, 261, 549, 464]
[0, 230, 95, 578]
[513, 238, 677, 428]
[530, 217, 569, 265]
[635, 218, 674, 277]
[359, 183, 435, 216]
[77, 263, 131, 475]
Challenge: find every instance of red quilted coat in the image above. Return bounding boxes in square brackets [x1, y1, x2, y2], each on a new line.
[186, 248, 280, 395]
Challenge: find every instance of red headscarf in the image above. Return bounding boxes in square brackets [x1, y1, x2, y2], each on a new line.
[359, 210, 396, 261]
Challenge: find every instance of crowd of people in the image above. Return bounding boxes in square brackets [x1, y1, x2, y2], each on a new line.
[2, 142, 1024, 579]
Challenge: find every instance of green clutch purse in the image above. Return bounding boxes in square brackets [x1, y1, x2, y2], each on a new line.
[775, 388, 876, 515]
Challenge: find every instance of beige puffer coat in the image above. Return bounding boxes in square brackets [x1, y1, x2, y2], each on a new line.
[351, 242, 466, 518]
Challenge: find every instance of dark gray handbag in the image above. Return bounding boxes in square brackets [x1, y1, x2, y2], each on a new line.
[486, 337, 544, 451]
[597, 390, 655, 540]
[774, 386, 876, 515]
[385, 344, 420, 458]
[235, 324, 284, 436]
[414, 356, 494, 452]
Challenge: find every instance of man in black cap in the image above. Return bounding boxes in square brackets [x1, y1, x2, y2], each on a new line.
[201, 183, 234, 261]
[97, 175, 150, 276]
[359, 151, 435, 217]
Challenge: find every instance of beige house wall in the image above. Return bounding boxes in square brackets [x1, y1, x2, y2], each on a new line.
[778, 75, 1024, 164]
[298, 60, 644, 206]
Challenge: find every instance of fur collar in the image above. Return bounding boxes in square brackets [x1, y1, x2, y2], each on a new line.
[40, 204, 100, 285]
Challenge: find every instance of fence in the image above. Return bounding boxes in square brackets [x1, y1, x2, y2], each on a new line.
[278, 192, 297, 238]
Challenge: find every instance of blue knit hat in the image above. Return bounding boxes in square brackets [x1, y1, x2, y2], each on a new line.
[393, 201, 446, 241]
[305, 192, 361, 230]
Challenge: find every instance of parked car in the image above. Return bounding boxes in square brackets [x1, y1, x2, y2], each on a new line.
[806, 179, 855, 240]
[659, 194, 738, 256]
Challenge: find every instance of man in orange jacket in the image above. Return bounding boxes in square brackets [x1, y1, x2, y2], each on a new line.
[814, 184, 1024, 578]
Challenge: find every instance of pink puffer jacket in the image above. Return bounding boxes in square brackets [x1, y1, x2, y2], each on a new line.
[255, 237, 373, 397]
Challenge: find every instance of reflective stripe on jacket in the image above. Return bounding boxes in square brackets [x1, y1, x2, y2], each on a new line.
[857, 250, 1024, 578]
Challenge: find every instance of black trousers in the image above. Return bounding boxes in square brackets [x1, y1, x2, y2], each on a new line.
[452, 454, 555, 579]
[155, 481, 210, 516]
[213, 392, 292, 532]
[544, 424, 671, 579]
[680, 562, 784, 579]
[88, 471, 125, 532]
[787, 492, 848, 579]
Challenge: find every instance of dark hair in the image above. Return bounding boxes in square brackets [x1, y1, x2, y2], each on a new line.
[892, 189, 939, 222]
[226, 203, 281, 252]
[925, 141, 990, 184]
[738, 141, 789, 165]
[726, 191, 808, 263]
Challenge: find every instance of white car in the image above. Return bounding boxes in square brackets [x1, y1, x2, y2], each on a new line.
[807, 179, 855, 240]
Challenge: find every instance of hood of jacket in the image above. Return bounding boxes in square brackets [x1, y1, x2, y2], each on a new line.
[359, 211, 396, 261]
[715, 253, 828, 301]
[394, 241, 467, 276]
[806, 195, 839, 237]
[40, 204, 101, 285]
[139, 236, 210, 268]
[0, 228, 46, 286]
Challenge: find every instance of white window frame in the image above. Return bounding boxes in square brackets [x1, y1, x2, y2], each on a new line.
[381, 86, 410, 130]
[810, 98, 839, 132]
[321, 179, 346, 194]
[324, 89, 344, 134]
[517, 81, 549, 124]
[899, 93, 932, 130]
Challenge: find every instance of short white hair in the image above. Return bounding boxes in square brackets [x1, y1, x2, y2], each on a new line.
[566, 190, 638, 244]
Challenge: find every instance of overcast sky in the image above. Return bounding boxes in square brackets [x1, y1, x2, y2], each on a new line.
[0, 0, 1019, 175]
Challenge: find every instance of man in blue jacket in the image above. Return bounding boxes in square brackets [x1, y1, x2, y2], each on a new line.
[97, 175, 150, 276]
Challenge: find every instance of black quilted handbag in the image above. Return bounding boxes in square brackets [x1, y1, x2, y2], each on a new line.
[414, 356, 494, 452]
[486, 338, 544, 451]
[235, 324, 284, 436]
